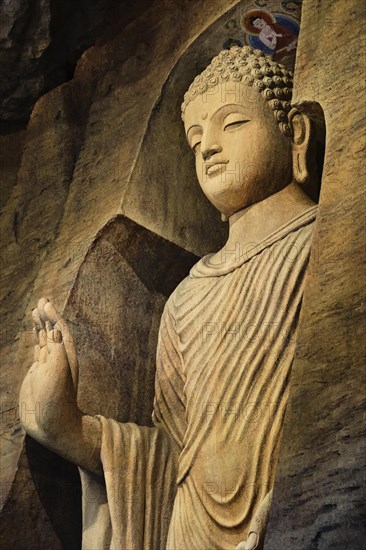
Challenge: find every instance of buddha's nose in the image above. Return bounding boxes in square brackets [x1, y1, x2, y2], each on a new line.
[202, 144, 222, 161]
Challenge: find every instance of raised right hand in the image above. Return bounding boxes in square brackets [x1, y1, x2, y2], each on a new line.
[19, 298, 102, 474]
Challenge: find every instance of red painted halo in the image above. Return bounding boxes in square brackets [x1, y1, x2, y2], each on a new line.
[242, 10, 276, 35]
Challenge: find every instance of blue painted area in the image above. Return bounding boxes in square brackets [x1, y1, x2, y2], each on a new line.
[247, 13, 299, 55]
[248, 35, 274, 55]
[274, 14, 300, 36]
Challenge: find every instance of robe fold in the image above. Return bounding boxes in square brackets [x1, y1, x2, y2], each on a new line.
[80, 205, 317, 550]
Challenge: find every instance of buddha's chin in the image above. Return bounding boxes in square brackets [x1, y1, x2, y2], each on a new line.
[204, 189, 251, 218]
[200, 176, 257, 213]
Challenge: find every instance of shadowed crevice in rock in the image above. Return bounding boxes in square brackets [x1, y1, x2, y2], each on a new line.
[25, 436, 82, 550]
[0, 437, 81, 550]
[0, 0, 155, 134]
[65, 215, 198, 424]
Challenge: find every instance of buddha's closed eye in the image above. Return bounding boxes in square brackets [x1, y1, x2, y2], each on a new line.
[224, 119, 249, 132]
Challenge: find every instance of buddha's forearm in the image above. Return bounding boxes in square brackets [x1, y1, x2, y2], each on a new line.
[59, 414, 103, 476]
[26, 409, 103, 476]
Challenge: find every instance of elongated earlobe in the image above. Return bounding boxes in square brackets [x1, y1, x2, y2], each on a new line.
[288, 108, 312, 185]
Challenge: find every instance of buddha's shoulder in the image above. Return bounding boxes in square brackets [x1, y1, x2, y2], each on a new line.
[164, 265, 213, 312]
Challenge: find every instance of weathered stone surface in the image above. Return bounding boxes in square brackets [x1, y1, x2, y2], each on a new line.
[0, 63, 94, 505]
[0, 439, 81, 550]
[68, 215, 198, 424]
[0, 0, 240, 546]
[3, 0, 364, 547]
[0, 131, 25, 209]
[1, 217, 197, 550]
[15, 38, 319, 547]
[0, 0, 154, 133]
[265, 0, 366, 548]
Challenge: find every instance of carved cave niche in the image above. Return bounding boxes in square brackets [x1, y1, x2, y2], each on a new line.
[8, 3, 328, 548]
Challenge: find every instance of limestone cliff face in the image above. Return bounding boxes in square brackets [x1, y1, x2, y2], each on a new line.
[0, 0, 237, 546]
[1, 0, 364, 548]
[0, 0, 154, 133]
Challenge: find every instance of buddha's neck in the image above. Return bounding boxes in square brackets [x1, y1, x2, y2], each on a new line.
[226, 182, 315, 250]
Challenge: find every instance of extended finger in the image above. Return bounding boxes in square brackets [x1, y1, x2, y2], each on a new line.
[32, 308, 43, 338]
[39, 329, 48, 363]
[53, 328, 63, 343]
[44, 302, 72, 347]
[47, 329, 62, 344]
[38, 297, 50, 324]
[44, 301, 78, 386]
[34, 334, 40, 361]
[39, 298, 57, 349]
[38, 328, 47, 348]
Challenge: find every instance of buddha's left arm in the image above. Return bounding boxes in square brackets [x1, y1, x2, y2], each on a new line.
[235, 489, 273, 550]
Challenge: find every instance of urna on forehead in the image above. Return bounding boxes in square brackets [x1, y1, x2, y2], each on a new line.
[181, 45, 294, 137]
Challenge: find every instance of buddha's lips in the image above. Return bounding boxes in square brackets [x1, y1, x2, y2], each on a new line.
[205, 160, 229, 176]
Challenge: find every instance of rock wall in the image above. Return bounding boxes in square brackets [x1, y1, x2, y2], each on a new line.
[0, 0, 245, 546]
[2, 0, 364, 547]
[265, 0, 366, 548]
[0, 0, 154, 133]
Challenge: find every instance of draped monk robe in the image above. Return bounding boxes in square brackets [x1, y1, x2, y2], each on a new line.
[80, 205, 317, 550]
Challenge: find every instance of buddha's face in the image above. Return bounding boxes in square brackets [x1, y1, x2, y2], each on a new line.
[184, 82, 292, 217]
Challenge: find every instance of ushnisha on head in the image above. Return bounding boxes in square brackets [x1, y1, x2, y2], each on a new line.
[181, 45, 294, 137]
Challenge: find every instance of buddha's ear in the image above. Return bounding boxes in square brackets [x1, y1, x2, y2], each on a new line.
[288, 108, 312, 185]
